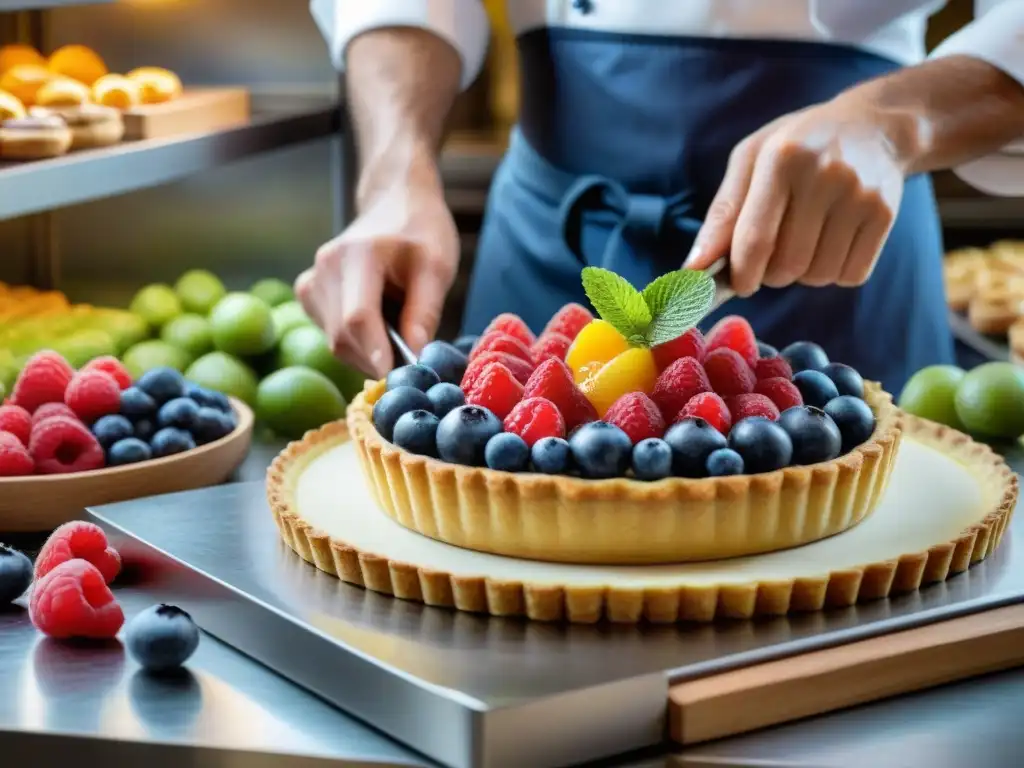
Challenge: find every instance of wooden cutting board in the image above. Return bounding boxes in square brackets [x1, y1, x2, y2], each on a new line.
[669, 603, 1024, 745]
[122, 87, 251, 140]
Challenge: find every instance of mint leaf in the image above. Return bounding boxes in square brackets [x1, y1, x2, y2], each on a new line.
[581, 267, 652, 343]
[642, 269, 715, 347]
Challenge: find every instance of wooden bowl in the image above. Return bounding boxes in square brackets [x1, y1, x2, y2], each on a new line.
[0, 397, 254, 532]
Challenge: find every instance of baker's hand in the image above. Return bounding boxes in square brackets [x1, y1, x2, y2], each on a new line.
[684, 94, 905, 296]
[295, 181, 458, 379]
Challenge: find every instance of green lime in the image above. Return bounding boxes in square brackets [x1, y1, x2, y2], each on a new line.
[954, 362, 1024, 439]
[161, 313, 214, 358]
[209, 293, 276, 357]
[174, 269, 227, 315]
[271, 300, 313, 338]
[129, 284, 183, 331]
[53, 330, 117, 369]
[256, 366, 347, 439]
[898, 365, 967, 431]
[91, 309, 151, 354]
[122, 340, 192, 378]
[277, 325, 367, 401]
[250, 278, 294, 308]
[185, 351, 259, 406]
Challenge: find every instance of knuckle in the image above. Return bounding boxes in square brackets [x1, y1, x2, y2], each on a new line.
[314, 243, 340, 270]
[340, 305, 374, 335]
[706, 198, 739, 225]
[766, 139, 812, 171]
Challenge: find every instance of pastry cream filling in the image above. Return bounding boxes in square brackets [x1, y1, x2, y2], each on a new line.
[294, 438, 989, 588]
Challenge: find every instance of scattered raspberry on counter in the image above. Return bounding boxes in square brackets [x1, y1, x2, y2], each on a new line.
[29, 415, 105, 475]
[65, 369, 121, 424]
[0, 431, 34, 476]
[605, 392, 665, 443]
[29, 559, 125, 640]
[35, 520, 122, 584]
[10, 351, 74, 414]
[0, 404, 32, 446]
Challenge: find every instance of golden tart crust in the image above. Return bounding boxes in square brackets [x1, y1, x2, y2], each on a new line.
[341, 379, 903, 565]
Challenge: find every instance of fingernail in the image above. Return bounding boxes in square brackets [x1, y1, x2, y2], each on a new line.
[407, 324, 428, 352]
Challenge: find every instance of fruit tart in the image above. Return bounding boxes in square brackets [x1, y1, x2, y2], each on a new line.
[347, 268, 902, 565]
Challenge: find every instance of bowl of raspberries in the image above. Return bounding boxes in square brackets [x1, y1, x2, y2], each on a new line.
[0, 350, 253, 531]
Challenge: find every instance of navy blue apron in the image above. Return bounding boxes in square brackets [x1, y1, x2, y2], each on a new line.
[460, 28, 954, 395]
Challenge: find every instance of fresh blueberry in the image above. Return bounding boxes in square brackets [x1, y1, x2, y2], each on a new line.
[386, 364, 441, 393]
[191, 407, 236, 444]
[435, 405, 503, 466]
[781, 341, 829, 373]
[150, 427, 196, 458]
[485, 432, 531, 472]
[631, 437, 673, 481]
[663, 417, 728, 478]
[824, 395, 876, 453]
[779, 406, 842, 465]
[0, 544, 32, 604]
[108, 437, 153, 466]
[125, 604, 200, 672]
[531, 436, 572, 474]
[757, 341, 779, 359]
[185, 382, 232, 413]
[821, 362, 865, 399]
[92, 414, 134, 449]
[793, 370, 841, 409]
[133, 418, 156, 442]
[417, 341, 469, 385]
[372, 386, 433, 442]
[706, 447, 745, 477]
[453, 335, 479, 356]
[157, 397, 201, 431]
[137, 367, 187, 404]
[426, 382, 465, 418]
[728, 416, 793, 474]
[392, 409, 440, 457]
[120, 386, 157, 419]
[569, 421, 632, 479]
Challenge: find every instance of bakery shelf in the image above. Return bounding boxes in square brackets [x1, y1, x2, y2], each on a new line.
[0, 0, 111, 9]
[0, 95, 340, 221]
[948, 310, 1011, 362]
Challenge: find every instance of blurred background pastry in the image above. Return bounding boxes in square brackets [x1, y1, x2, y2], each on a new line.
[126, 67, 182, 104]
[0, 114, 72, 160]
[0, 64, 53, 107]
[92, 73, 142, 110]
[48, 44, 108, 87]
[0, 44, 46, 76]
[0, 89, 26, 121]
[32, 103, 123, 150]
[35, 76, 91, 108]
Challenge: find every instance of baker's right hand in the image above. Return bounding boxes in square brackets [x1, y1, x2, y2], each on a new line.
[295, 180, 459, 379]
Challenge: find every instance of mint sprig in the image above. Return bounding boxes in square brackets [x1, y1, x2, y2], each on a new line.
[581, 266, 715, 349]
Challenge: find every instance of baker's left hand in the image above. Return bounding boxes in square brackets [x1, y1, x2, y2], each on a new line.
[684, 94, 905, 296]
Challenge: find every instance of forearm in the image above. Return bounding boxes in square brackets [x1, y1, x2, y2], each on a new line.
[841, 55, 1024, 177]
[346, 28, 462, 210]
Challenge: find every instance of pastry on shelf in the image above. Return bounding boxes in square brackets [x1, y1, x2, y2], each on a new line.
[126, 67, 183, 104]
[0, 89, 26, 121]
[1009, 317, 1024, 361]
[0, 44, 46, 76]
[31, 103, 124, 150]
[0, 64, 53, 107]
[0, 114, 72, 160]
[48, 44, 108, 87]
[943, 247, 987, 312]
[35, 76, 91, 108]
[92, 73, 142, 110]
[967, 278, 1024, 335]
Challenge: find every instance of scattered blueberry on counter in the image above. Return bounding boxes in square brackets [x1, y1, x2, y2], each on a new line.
[0, 544, 32, 605]
[125, 604, 201, 673]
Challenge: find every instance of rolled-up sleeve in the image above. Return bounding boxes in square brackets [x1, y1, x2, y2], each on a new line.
[929, 0, 1024, 196]
[309, 0, 490, 91]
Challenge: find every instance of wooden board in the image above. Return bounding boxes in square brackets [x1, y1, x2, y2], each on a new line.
[122, 88, 251, 140]
[669, 603, 1024, 745]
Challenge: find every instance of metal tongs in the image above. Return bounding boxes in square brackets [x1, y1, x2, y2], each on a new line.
[704, 256, 735, 316]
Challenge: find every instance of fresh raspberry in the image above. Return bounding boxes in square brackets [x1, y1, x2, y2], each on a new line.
[704, 348, 756, 397]
[503, 396, 566, 447]
[483, 313, 536, 347]
[726, 393, 781, 423]
[0, 404, 31, 445]
[64, 370, 121, 423]
[604, 392, 665, 443]
[32, 402, 78, 427]
[0, 431, 34, 476]
[652, 328, 707, 371]
[652, 357, 711, 422]
[679, 392, 732, 435]
[81, 356, 133, 390]
[465, 363, 524, 420]
[522, 358, 597, 430]
[29, 415, 105, 475]
[36, 520, 122, 583]
[542, 303, 594, 341]
[706, 315, 760, 369]
[755, 356, 793, 381]
[469, 330, 534, 364]
[10, 350, 74, 414]
[461, 351, 535, 392]
[530, 332, 572, 365]
[29, 559, 125, 640]
[755, 377, 804, 412]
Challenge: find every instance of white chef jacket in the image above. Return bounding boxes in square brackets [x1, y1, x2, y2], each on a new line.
[309, 0, 1024, 196]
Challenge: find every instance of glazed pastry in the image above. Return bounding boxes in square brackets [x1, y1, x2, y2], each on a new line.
[0, 89, 26, 121]
[34, 76, 91, 108]
[31, 104, 124, 150]
[47, 45, 108, 87]
[92, 73, 142, 109]
[0, 64, 52, 107]
[126, 67, 182, 104]
[0, 115, 72, 160]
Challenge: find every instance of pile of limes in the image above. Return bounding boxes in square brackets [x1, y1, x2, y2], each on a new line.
[899, 361, 1024, 441]
[123, 270, 367, 439]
